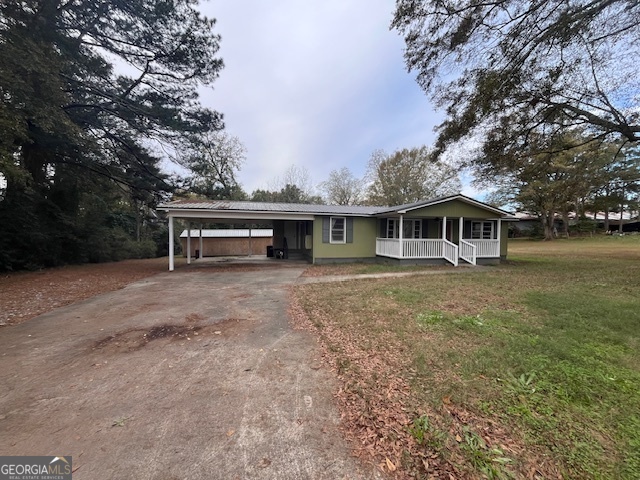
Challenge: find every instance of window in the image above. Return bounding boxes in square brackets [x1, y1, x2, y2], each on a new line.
[330, 217, 346, 243]
[403, 219, 422, 239]
[471, 221, 494, 239]
[386, 219, 397, 238]
[386, 218, 421, 239]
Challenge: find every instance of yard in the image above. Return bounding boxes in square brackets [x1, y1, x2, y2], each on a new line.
[292, 236, 640, 479]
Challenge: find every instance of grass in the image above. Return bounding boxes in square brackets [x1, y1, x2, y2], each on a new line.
[294, 235, 640, 479]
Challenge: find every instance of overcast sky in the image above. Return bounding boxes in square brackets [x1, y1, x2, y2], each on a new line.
[197, 1, 475, 197]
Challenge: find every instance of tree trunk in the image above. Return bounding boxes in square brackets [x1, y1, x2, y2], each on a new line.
[541, 211, 555, 240]
[604, 208, 610, 232]
[562, 211, 570, 238]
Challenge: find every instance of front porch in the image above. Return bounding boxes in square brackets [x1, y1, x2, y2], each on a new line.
[375, 216, 502, 266]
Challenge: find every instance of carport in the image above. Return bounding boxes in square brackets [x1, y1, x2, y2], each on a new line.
[158, 200, 315, 271]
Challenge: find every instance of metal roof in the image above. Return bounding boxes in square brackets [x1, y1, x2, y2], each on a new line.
[159, 195, 516, 218]
[179, 229, 273, 238]
[160, 200, 384, 216]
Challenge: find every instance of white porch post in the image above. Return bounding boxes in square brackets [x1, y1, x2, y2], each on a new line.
[442, 216, 447, 240]
[496, 219, 502, 256]
[398, 214, 404, 258]
[459, 216, 464, 243]
[168, 215, 174, 271]
[199, 223, 203, 259]
[248, 225, 252, 256]
[186, 222, 191, 265]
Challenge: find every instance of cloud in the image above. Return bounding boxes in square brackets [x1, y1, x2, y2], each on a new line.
[198, 1, 443, 193]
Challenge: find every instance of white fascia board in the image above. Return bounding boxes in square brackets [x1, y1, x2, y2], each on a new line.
[398, 195, 513, 217]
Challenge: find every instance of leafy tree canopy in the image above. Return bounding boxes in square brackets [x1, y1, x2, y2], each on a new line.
[0, 0, 224, 270]
[366, 147, 461, 206]
[393, 0, 640, 162]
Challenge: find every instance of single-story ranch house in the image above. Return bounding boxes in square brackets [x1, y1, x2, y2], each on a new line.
[159, 194, 517, 271]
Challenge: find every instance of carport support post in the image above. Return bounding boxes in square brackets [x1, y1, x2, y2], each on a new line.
[187, 222, 191, 265]
[168, 216, 174, 271]
[199, 223, 203, 259]
[248, 226, 252, 256]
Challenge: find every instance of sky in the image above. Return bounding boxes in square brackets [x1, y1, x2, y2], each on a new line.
[196, 0, 478, 197]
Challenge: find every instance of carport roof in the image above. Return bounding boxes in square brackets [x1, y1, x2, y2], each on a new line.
[159, 199, 384, 216]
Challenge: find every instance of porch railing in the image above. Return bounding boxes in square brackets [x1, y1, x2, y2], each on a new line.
[442, 239, 459, 266]
[375, 238, 497, 265]
[459, 239, 477, 265]
[402, 239, 443, 258]
[375, 238, 401, 258]
[463, 239, 500, 257]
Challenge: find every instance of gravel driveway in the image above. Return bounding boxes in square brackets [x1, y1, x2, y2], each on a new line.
[0, 263, 378, 479]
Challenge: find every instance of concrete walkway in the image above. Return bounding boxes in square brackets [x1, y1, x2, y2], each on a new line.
[297, 265, 491, 284]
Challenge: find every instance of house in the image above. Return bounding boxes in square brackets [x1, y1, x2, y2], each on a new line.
[179, 229, 273, 258]
[158, 194, 517, 271]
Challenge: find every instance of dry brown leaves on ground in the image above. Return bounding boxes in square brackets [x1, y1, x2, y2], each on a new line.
[289, 289, 463, 479]
[0, 258, 168, 326]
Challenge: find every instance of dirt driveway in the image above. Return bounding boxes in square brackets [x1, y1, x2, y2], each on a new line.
[0, 262, 378, 479]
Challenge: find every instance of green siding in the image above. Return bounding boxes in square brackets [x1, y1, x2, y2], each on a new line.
[501, 221, 508, 257]
[312, 216, 377, 261]
[404, 200, 501, 219]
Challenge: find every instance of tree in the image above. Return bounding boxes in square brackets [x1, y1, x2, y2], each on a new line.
[477, 133, 638, 239]
[0, 0, 223, 270]
[392, 1, 640, 163]
[182, 131, 247, 200]
[366, 147, 461, 206]
[251, 165, 323, 204]
[319, 167, 366, 205]
[588, 145, 640, 232]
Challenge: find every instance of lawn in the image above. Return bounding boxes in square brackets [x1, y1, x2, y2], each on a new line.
[293, 236, 640, 479]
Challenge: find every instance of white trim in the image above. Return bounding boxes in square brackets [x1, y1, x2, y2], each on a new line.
[169, 216, 174, 271]
[470, 220, 495, 240]
[329, 216, 346, 244]
[199, 224, 203, 259]
[386, 218, 398, 239]
[187, 222, 191, 265]
[395, 194, 513, 217]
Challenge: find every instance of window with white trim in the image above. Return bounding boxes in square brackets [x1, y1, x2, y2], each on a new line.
[387, 218, 421, 239]
[330, 217, 346, 243]
[403, 219, 422, 239]
[471, 221, 494, 239]
[386, 219, 397, 238]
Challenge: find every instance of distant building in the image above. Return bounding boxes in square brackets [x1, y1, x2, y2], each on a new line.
[179, 229, 273, 257]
